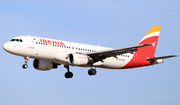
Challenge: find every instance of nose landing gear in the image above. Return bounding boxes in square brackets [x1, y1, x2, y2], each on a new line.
[22, 64, 28, 69]
[22, 56, 29, 69]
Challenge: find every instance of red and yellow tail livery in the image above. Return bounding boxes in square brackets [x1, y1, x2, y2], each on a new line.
[138, 25, 161, 57]
[123, 25, 176, 68]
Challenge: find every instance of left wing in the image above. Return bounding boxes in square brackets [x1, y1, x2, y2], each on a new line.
[80, 44, 151, 63]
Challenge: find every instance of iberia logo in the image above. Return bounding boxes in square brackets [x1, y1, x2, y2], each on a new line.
[40, 39, 65, 46]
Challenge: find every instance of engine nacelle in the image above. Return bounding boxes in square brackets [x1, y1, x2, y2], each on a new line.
[68, 53, 89, 65]
[33, 59, 57, 71]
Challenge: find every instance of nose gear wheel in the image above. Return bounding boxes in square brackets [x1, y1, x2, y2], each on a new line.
[22, 56, 29, 69]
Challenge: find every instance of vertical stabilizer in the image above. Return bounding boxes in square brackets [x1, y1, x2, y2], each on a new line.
[138, 25, 161, 57]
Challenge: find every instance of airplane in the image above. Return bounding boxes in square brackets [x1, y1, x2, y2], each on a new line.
[3, 25, 177, 78]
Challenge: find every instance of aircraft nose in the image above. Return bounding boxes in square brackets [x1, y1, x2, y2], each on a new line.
[3, 42, 12, 52]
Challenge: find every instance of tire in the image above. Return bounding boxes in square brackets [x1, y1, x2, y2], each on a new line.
[88, 69, 97, 76]
[65, 72, 73, 78]
[22, 64, 28, 69]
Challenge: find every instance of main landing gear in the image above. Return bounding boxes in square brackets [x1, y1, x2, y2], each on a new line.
[88, 68, 97, 76]
[22, 56, 29, 69]
[88, 63, 97, 76]
[64, 65, 97, 79]
[64, 65, 73, 79]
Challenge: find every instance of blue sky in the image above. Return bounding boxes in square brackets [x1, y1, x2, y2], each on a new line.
[0, 0, 180, 105]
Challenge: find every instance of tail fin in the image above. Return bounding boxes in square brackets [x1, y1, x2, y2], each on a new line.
[137, 25, 161, 57]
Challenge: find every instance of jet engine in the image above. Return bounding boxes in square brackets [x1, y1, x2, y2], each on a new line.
[68, 54, 89, 65]
[33, 59, 58, 71]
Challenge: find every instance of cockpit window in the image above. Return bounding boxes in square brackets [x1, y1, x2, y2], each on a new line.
[10, 39, 16, 41]
[10, 39, 23, 42]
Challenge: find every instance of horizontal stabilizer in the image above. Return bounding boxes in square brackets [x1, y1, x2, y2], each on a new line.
[147, 55, 178, 60]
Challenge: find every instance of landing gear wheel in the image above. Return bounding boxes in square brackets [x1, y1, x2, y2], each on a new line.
[88, 69, 97, 76]
[65, 72, 73, 78]
[22, 64, 28, 69]
[22, 56, 29, 69]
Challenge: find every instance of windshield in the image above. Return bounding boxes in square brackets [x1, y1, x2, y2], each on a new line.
[10, 39, 23, 42]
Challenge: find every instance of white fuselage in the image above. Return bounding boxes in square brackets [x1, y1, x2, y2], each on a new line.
[4, 36, 134, 69]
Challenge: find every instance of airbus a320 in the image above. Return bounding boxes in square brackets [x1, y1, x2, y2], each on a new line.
[3, 25, 177, 78]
